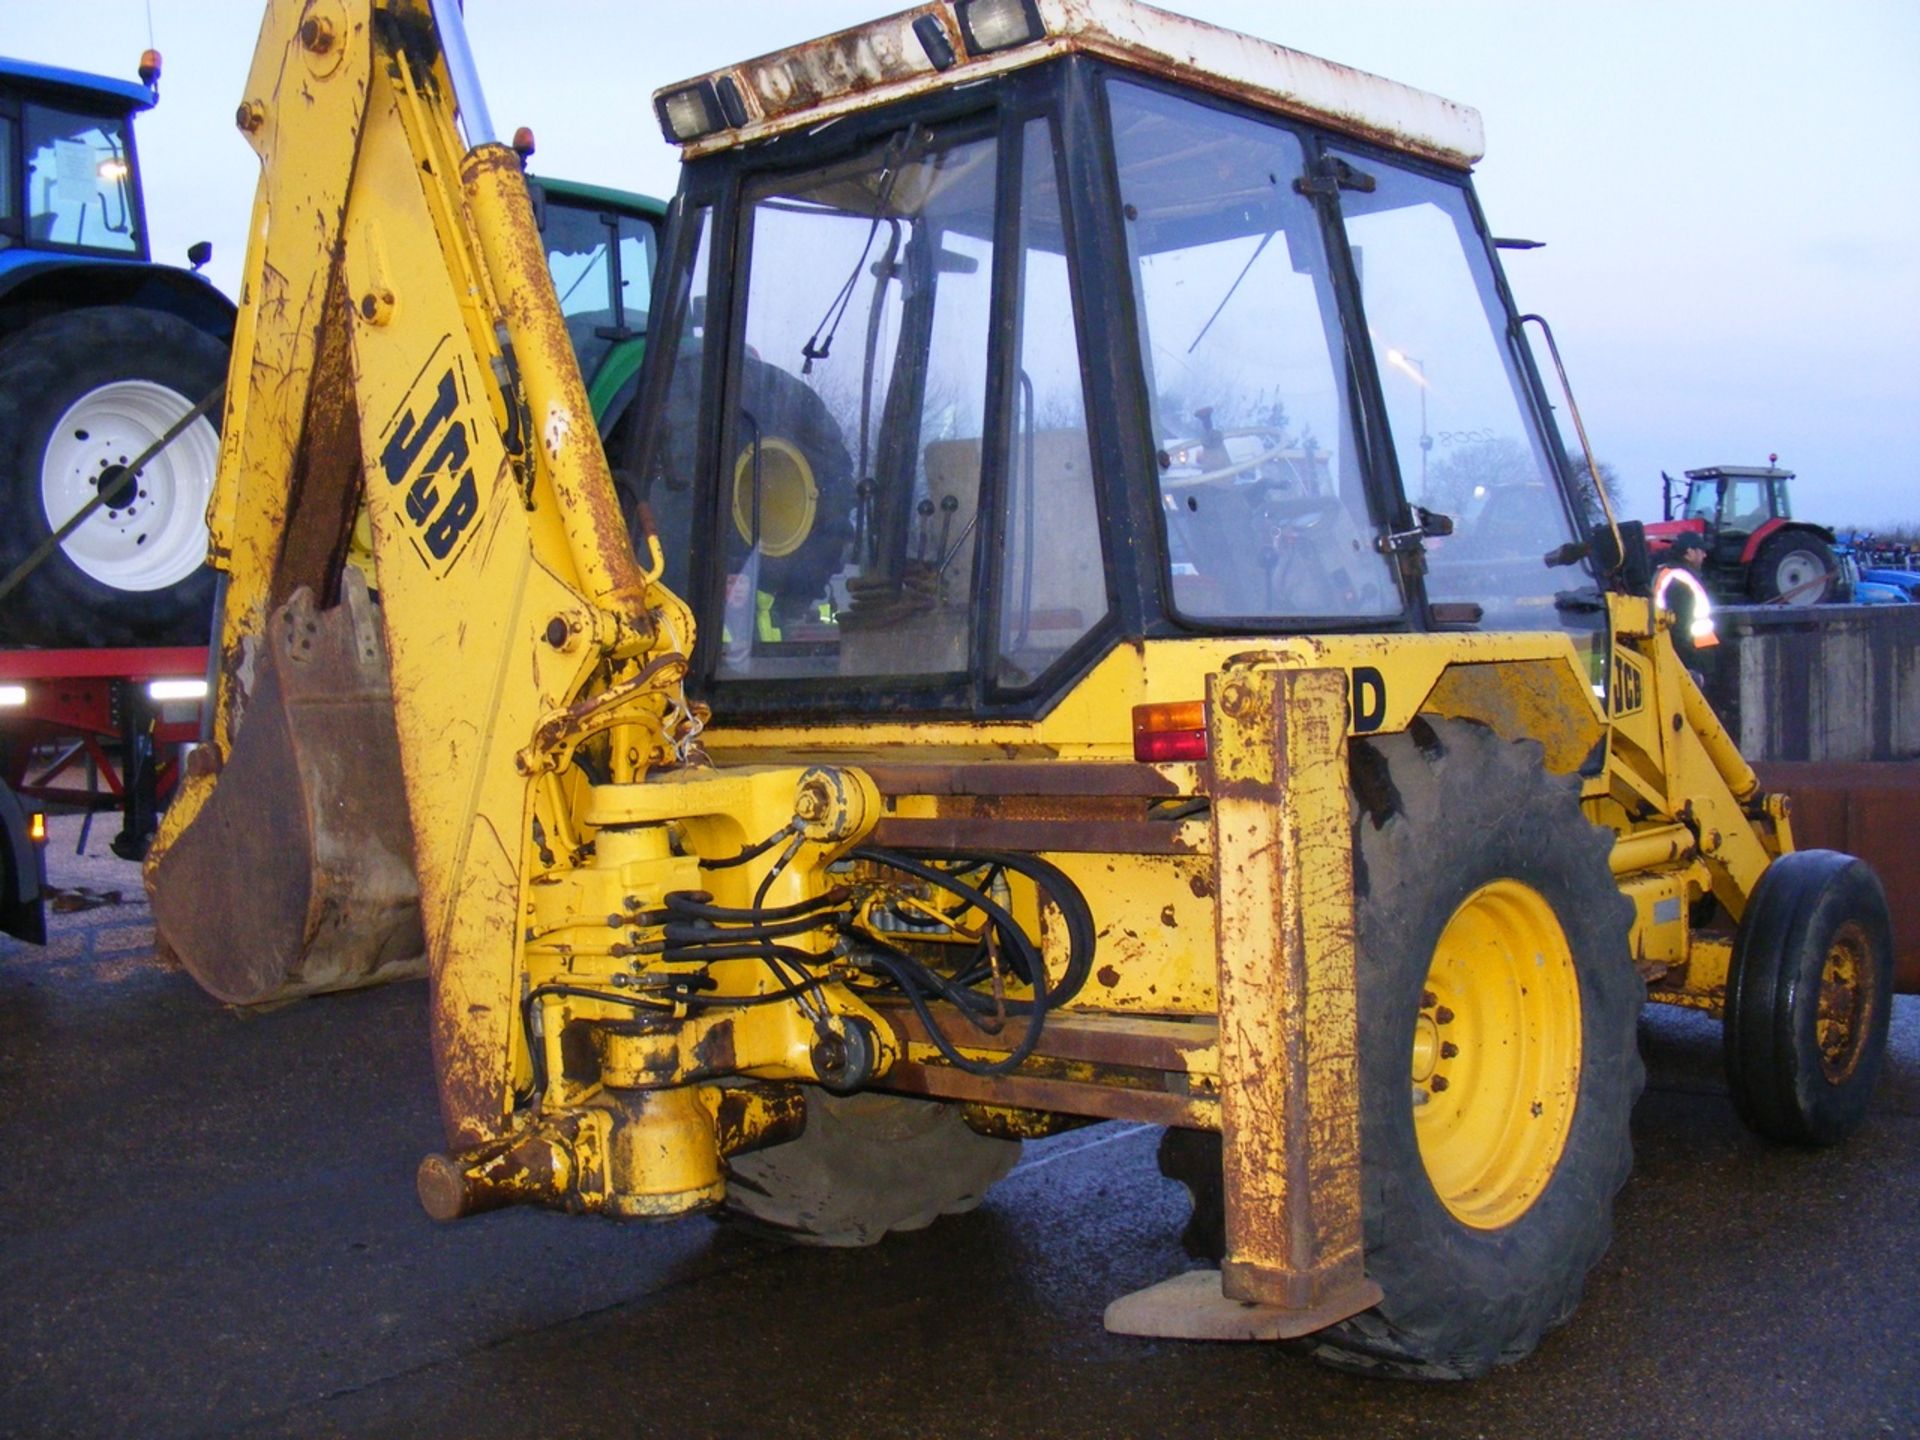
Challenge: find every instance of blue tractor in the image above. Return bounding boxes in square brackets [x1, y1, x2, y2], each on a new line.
[0, 52, 234, 648]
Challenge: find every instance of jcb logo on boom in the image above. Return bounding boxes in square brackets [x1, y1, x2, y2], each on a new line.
[377, 343, 481, 574]
[1611, 653, 1644, 717]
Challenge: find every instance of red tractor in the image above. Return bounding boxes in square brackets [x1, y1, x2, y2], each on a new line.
[1646, 461, 1844, 606]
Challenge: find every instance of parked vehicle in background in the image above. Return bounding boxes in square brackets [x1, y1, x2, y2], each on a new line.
[531, 175, 664, 444]
[0, 52, 235, 648]
[1835, 532, 1918, 604]
[1646, 462, 1845, 606]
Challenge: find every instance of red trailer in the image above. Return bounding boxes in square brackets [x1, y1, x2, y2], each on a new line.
[0, 645, 208, 866]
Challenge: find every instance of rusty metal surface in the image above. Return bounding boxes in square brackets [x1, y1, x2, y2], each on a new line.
[861, 760, 1182, 798]
[1207, 664, 1365, 1311]
[665, 0, 1484, 170]
[868, 816, 1195, 854]
[881, 1061, 1213, 1127]
[1756, 761, 1920, 992]
[877, 1001, 1214, 1072]
[148, 574, 422, 1005]
[268, 270, 365, 609]
[1103, 1267, 1383, 1342]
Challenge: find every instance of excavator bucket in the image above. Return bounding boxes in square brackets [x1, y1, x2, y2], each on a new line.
[149, 571, 423, 1005]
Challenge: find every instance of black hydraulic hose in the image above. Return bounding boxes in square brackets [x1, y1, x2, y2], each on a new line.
[964, 849, 1098, 1008]
[662, 909, 852, 946]
[699, 825, 794, 871]
[659, 942, 837, 969]
[664, 887, 848, 924]
[859, 945, 1046, 1077]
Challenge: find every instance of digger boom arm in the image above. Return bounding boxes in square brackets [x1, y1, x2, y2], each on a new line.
[150, 0, 697, 1143]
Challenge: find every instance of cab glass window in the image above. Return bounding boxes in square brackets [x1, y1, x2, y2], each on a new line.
[1108, 80, 1401, 625]
[1724, 478, 1771, 530]
[996, 117, 1107, 689]
[616, 216, 655, 331]
[1333, 151, 1579, 630]
[715, 125, 998, 682]
[0, 117, 18, 238]
[23, 103, 136, 253]
[632, 205, 713, 603]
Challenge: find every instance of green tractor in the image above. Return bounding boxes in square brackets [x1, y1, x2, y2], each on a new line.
[528, 174, 666, 465]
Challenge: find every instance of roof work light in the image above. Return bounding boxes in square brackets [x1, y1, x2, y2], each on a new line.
[955, 0, 1046, 55]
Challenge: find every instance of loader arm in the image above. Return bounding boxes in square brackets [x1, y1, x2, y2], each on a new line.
[147, 0, 898, 1205]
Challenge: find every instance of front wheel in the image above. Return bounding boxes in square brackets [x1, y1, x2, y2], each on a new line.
[0, 307, 226, 648]
[1724, 849, 1893, 1145]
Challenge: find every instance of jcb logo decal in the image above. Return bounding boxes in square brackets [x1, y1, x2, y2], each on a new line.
[378, 342, 481, 574]
[1612, 653, 1644, 717]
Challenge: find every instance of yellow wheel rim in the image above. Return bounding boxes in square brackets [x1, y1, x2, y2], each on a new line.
[1412, 879, 1582, 1230]
[732, 437, 818, 558]
[1816, 921, 1869, 1084]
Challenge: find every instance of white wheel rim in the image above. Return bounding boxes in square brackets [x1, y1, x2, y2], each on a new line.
[1775, 549, 1824, 604]
[39, 380, 217, 592]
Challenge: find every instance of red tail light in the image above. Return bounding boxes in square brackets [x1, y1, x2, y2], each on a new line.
[1132, 700, 1208, 763]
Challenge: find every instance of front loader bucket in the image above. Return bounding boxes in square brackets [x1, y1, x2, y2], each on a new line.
[149, 572, 424, 1005]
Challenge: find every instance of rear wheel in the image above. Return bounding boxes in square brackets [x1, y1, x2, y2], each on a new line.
[1163, 718, 1641, 1379]
[1749, 531, 1837, 605]
[1724, 849, 1893, 1145]
[0, 307, 225, 647]
[723, 1088, 1019, 1247]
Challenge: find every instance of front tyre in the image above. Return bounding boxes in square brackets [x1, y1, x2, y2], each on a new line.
[0, 307, 225, 648]
[1724, 850, 1893, 1146]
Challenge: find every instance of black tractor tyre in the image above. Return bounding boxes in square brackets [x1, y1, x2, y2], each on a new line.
[0, 307, 226, 648]
[1161, 718, 1642, 1380]
[1724, 849, 1893, 1146]
[640, 348, 856, 619]
[1748, 530, 1837, 605]
[723, 1088, 1020, 1247]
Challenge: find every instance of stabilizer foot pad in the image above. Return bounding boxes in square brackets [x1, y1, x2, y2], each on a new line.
[1103, 1268, 1383, 1341]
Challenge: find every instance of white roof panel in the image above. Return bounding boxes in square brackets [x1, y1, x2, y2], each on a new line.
[657, 0, 1485, 168]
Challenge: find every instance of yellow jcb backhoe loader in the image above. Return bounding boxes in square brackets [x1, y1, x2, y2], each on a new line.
[147, 0, 1895, 1379]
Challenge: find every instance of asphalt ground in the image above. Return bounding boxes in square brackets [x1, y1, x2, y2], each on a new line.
[2, 815, 1916, 1439]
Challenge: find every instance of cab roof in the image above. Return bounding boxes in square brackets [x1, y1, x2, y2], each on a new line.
[654, 0, 1485, 169]
[0, 56, 154, 112]
[1685, 466, 1794, 481]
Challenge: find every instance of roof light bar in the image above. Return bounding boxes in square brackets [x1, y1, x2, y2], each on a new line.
[954, 0, 1046, 55]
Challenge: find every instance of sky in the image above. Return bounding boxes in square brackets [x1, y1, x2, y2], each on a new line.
[10, 0, 1919, 528]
